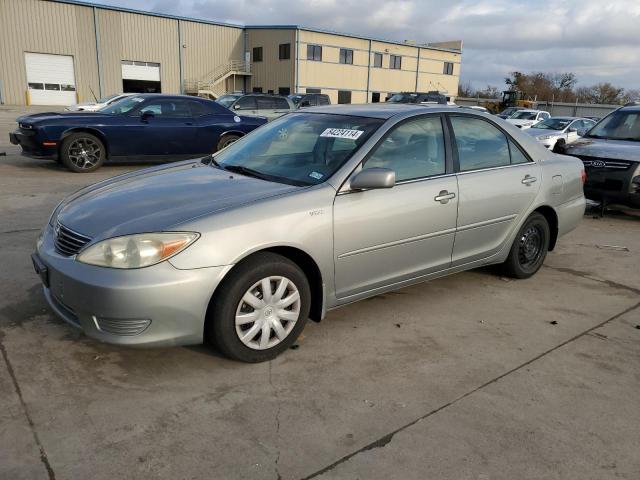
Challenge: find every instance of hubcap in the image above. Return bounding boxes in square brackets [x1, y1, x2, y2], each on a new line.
[235, 276, 301, 350]
[68, 138, 101, 169]
[518, 225, 544, 269]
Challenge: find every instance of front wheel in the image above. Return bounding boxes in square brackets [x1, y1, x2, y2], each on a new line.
[502, 212, 550, 279]
[60, 133, 105, 172]
[216, 134, 241, 151]
[206, 252, 311, 362]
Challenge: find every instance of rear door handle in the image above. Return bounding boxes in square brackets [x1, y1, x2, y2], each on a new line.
[434, 190, 456, 204]
[522, 175, 537, 186]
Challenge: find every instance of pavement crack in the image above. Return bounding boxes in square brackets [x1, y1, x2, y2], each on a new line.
[0, 333, 56, 480]
[300, 300, 640, 480]
[269, 361, 283, 480]
[0, 227, 41, 235]
[545, 265, 640, 296]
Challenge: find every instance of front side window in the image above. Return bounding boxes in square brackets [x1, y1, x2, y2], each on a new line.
[534, 118, 571, 131]
[235, 96, 258, 110]
[587, 110, 640, 141]
[214, 113, 383, 186]
[511, 111, 537, 120]
[139, 99, 193, 118]
[253, 47, 263, 62]
[339, 48, 354, 64]
[364, 116, 446, 182]
[450, 116, 511, 171]
[99, 95, 145, 114]
[216, 94, 242, 108]
[307, 45, 322, 61]
[373, 52, 383, 68]
[390, 55, 402, 70]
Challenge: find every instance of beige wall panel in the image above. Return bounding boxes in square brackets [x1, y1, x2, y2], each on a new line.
[298, 61, 368, 91]
[300, 30, 368, 51]
[180, 20, 244, 81]
[0, 0, 99, 104]
[246, 29, 295, 93]
[95, 9, 123, 96]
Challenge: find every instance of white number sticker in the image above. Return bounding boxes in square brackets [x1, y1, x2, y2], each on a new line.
[320, 128, 364, 140]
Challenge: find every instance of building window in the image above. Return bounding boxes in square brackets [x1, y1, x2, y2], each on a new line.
[339, 48, 353, 64]
[252, 87, 263, 93]
[443, 62, 454, 75]
[267, 89, 274, 94]
[279, 43, 291, 60]
[390, 55, 402, 70]
[373, 52, 383, 68]
[306, 88, 321, 94]
[253, 47, 263, 62]
[278, 87, 291, 95]
[307, 44, 322, 61]
[371, 92, 380, 103]
[338, 90, 351, 104]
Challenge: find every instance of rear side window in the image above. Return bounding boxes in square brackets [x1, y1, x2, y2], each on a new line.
[509, 139, 530, 164]
[256, 97, 275, 109]
[450, 116, 510, 171]
[273, 97, 291, 109]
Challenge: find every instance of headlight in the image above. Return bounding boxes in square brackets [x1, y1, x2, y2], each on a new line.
[77, 232, 199, 269]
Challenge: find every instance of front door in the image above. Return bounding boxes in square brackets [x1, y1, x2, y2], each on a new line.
[447, 115, 540, 265]
[333, 115, 458, 299]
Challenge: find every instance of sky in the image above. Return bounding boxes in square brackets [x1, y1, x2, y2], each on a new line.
[94, 0, 640, 91]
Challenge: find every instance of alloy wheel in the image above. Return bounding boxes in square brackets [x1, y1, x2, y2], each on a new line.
[235, 276, 301, 350]
[68, 138, 102, 170]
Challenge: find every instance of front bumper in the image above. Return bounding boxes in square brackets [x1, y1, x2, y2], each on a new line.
[10, 129, 57, 157]
[34, 224, 231, 347]
[584, 168, 640, 209]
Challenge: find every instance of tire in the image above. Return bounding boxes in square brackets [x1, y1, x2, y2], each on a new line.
[216, 134, 241, 152]
[502, 212, 550, 279]
[553, 138, 566, 153]
[206, 252, 311, 363]
[60, 132, 105, 173]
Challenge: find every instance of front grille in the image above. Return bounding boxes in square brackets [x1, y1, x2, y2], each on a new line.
[579, 156, 634, 171]
[95, 317, 151, 336]
[54, 222, 92, 257]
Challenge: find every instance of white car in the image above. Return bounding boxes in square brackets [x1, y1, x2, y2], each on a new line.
[506, 109, 551, 129]
[65, 93, 134, 112]
[525, 117, 596, 151]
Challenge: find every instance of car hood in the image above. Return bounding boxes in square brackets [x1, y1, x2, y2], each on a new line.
[526, 128, 562, 137]
[564, 137, 640, 161]
[18, 111, 111, 124]
[56, 161, 300, 239]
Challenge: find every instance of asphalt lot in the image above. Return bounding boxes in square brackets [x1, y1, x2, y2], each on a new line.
[1, 107, 639, 480]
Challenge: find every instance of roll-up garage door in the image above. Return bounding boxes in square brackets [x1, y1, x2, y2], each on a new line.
[25, 53, 77, 105]
[121, 61, 161, 93]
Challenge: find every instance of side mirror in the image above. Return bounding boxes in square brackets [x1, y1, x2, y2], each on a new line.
[568, 127, 577, 133]
[141, 110, 155, 122]
[233, 104, 241, 110]
[350, 168, 396, 190]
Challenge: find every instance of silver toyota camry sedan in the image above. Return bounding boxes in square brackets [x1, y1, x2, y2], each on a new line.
[32, 105, 586, 362]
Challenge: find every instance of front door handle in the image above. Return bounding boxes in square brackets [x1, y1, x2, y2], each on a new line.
[522, 175, 537, 186]
[434, 190, 456, 204]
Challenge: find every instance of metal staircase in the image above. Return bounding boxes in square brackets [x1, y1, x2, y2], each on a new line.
[184, 60, 251, 99]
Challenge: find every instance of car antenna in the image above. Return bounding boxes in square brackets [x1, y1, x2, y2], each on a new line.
[89, 86, 98, 102]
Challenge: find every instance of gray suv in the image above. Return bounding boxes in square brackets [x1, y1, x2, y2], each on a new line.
[563, 104, 640, 209]
[218, 93, 295, 121]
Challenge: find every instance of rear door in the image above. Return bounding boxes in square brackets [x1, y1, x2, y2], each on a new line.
[447, 114, 540, 265]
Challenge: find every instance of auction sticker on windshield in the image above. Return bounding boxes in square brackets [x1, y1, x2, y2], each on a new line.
[320, 128, 364, 140]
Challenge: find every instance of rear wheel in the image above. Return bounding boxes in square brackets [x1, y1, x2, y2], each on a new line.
[60, 133, 105, 172]
[502, 212, 550, 279]
[206, 252, 311, 362]
[216, 134, 241, 151]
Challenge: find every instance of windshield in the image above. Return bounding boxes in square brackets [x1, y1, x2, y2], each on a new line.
[288, 95, 303, 105]
[586, 111, 640, 141]
[500, 108, 519, 117]
[533, 118, 571, 131]
[99, 95, 145, 114]
[388, 93, 417, 104]
[216, 95, 241, 108]
[97, 94, 120, 103]
[213, 113, 384, 186]
[511, 111, 537, 120]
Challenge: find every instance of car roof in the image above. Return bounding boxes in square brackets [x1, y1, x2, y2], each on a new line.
[303, 104, 474, 119]
[620, 104, 640, 112]
[125, 93, 214, 103]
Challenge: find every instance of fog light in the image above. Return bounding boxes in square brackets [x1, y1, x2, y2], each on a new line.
[92, 316, 151, 336]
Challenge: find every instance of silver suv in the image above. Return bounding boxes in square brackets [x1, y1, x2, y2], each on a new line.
[220, 93, 295, 121]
